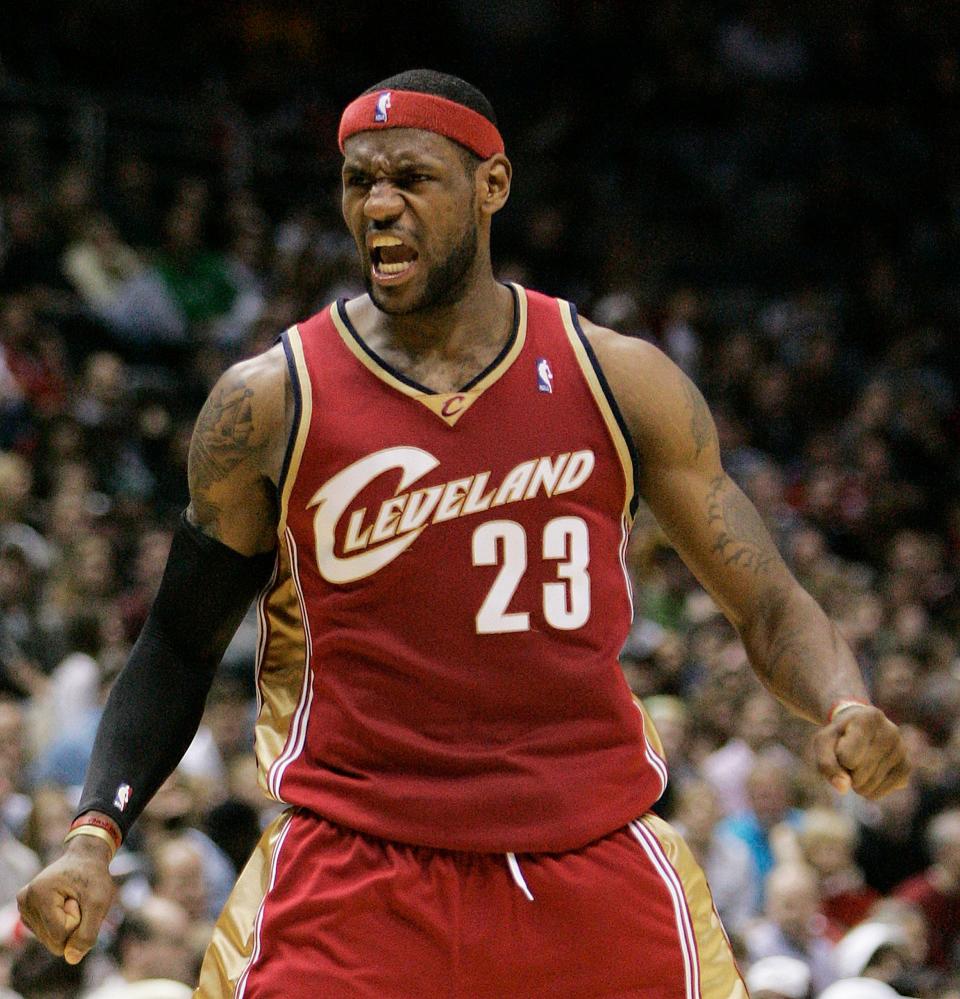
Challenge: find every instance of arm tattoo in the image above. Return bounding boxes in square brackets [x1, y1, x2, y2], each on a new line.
[681, 375, 715, 458]
[753, 585, 814, 701]
[189, 379, 256, 533]
[706, 475, 776, 575]
[751, 585, 844, 710]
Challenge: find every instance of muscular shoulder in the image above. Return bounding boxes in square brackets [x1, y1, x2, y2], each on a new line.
[187, 343, 293, 553]
[577, 315, 718, 472]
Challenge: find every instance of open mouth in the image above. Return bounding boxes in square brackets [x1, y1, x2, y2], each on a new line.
[369, 234, 419, 280]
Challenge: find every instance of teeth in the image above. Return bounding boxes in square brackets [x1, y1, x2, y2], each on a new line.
[378, 261, 412, 274]
[370, 235, 404, 248]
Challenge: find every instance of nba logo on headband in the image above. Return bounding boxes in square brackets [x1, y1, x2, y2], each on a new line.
[374, 92, 392, 123]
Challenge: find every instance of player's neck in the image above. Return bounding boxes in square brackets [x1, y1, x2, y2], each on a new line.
[352, 275, 515, 392]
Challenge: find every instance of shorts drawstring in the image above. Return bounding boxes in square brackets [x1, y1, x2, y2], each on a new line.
[505, 852, 534, 901]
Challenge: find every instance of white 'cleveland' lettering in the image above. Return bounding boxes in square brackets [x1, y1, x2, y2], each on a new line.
[308, 447, 594, 584]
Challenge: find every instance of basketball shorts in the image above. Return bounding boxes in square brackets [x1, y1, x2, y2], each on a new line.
[194, 809, 746, 998]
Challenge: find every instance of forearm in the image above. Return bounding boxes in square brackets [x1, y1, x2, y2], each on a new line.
[739, 583, 869, 725]
[76, 513, 275, 838]
[76, 608, 220, 836]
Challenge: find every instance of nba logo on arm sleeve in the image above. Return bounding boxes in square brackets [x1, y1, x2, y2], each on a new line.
[375, 92, 392, 122]
[114, 782, 133, 811]
[537, 358, 554, 394]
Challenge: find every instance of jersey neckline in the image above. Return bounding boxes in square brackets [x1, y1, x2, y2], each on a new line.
[331, 282, 527, 399]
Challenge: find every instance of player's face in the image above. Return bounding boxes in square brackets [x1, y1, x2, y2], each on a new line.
[341, 130, 481, 315]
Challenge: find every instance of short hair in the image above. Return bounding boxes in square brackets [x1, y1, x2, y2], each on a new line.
[362, 69, 497, 127]
[798, 806, 857, 851]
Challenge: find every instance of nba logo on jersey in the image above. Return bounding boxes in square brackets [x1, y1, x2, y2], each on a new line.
[374, 92, 392, 122]
[536, 357, 554, 393]
[114, 782, 132, 812]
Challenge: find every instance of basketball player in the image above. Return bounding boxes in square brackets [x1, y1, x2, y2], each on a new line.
[17, 70, 908, 997]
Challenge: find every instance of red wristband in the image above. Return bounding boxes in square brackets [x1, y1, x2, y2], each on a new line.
[827, 698, 871, 723]
[69, 814, 122, 851]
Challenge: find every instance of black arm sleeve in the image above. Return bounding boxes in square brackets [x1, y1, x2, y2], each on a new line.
[76, 513, 275, 838]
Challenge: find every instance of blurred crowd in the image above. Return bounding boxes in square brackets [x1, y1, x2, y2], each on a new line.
[1, 2, 959, 998]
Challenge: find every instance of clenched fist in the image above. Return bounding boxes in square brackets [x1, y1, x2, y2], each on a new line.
[813, 704, 910, 799]
[16, 834, 116, 964]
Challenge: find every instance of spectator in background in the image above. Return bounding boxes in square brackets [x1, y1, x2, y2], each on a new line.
[673, 778, 759, 934]
[21, 785, 73, 868]
[894, 809, 960, 971]
[0, 702, 30, 837]
[28, 612, 103, 752]
[132, 774, 234, 920]
[0, 545, 51, 699]
[0, 197, 64, 296]
[81, 897, 196, 998]
[152, 201, 237, 340]
[745, 863, 837, 994]
[0, 802, 37, 909]
[855, 784, 928, 895]
[798, 807, 880, 939]
[0, 454, 46, 570]
[150, 838, 212, 927]
[744, 955, 813, 999]
[702, 690, 796, 816]
[0, 296, 67, 422]
[718, 755, 803, 904]
[830, 920, 913, 989]
[61, 214, 147, 342]
[9, 937, 82, 999]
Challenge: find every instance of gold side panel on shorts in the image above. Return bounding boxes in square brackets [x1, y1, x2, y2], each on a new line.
[641, 814, 749, 999]
[558, 300, 636, 524]
[278, 324, 313, 537]
[194, 810, 293, 999]
[330, 284, 528, 427]
[254, 541, 307, 797]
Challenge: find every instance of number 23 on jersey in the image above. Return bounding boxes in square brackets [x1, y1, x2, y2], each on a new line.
[472, 516, 591, 634]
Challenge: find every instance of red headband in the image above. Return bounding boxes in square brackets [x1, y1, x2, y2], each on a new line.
[338, 89, 504, 159]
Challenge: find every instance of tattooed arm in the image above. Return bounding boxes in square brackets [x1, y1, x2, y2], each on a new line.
[187, 343, 292, 553]
[16, 346, 292, 964]
[581, 318, 908, 799]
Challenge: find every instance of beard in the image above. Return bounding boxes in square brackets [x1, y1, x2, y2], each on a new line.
[365, 218, 479, 315]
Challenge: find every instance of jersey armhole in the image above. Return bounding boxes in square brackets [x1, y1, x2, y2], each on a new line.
[561, 302, 641, 522]
[277, 325, 312, 537]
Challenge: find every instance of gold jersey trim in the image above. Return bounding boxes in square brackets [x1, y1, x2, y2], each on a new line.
[278, 325, 313, 537]
[330, 283, 529, 427]
[253, 537, 309, 801]
[558, 299, 637, 525]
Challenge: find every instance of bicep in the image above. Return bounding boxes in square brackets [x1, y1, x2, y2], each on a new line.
[581, 322, 798, 630]
[187, 353, 286, 555]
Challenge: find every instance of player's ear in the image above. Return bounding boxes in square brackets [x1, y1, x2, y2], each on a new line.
[477, 154, 511, 216]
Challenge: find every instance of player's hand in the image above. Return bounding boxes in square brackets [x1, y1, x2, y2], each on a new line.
[813, 705, 910, 799]
[16, 835, 116, 964]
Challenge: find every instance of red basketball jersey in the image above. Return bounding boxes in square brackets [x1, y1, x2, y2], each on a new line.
[253, 284, 667, 852]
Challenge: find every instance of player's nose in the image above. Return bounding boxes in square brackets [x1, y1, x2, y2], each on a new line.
[363, 181, 404, 223]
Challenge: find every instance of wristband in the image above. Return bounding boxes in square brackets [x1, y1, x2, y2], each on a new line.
[67, 814, 122, 852]
[63, 825, 119, 858]
[828, 698, 871, 724]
